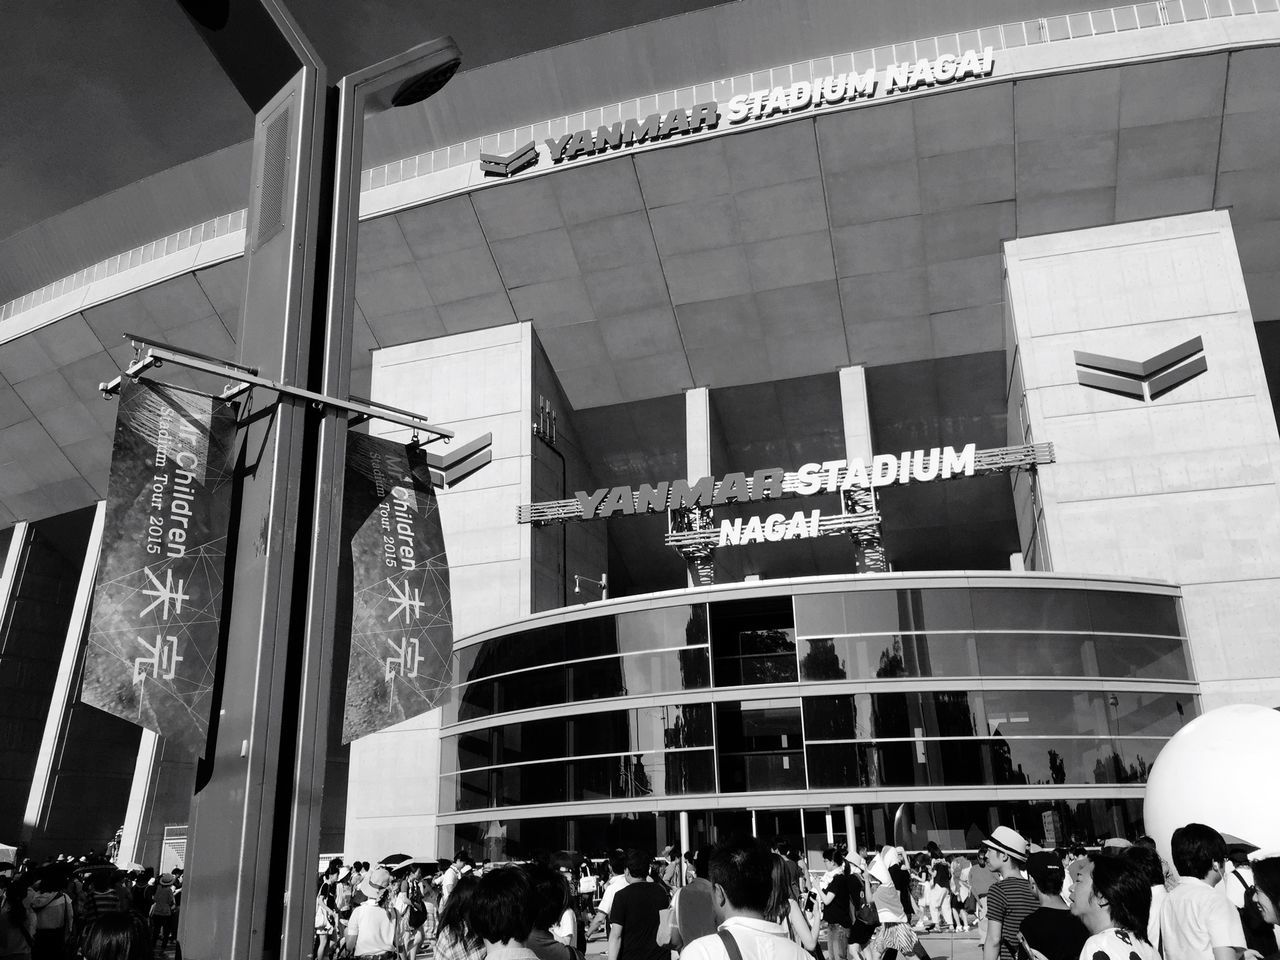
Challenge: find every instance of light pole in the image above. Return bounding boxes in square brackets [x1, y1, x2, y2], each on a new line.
[171, 3, 460, 956]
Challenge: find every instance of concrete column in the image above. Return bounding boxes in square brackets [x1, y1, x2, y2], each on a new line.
[685, 387, 712, 587]
[679, 811, 690, 887]
[843, 805, 855, 848]
[118, 730, 160, 866]
[0, 523, 27, 613]
[22, 503, 106, 839]
[1009, 553, 1025, 571]
[838, 366, 874, 462]
[825, 810, 835, 844]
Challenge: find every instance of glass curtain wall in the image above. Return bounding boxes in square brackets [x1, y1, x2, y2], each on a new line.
[442, 583, 1192, 835]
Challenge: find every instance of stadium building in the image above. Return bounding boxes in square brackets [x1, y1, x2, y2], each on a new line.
[4, 0, 1280, 869]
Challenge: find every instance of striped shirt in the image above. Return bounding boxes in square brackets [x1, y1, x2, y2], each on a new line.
[987, 876, 1039, 960]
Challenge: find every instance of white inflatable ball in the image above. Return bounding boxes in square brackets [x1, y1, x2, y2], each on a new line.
[1144, 703, 1280, 865]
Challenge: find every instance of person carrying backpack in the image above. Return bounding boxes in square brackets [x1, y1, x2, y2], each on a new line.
[925, 844, 955, 932]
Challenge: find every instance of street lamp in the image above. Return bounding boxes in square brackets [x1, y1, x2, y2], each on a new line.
[170, 4, 461, 957]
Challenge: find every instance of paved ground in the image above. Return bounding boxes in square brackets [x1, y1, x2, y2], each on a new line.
[584, 928, 986, 960]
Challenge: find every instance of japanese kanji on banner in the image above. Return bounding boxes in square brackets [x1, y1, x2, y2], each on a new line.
[81, 379, 237, 758]
[340, 432, 453, 743]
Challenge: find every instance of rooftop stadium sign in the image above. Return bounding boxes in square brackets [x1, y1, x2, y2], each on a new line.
[484, 48, 996, 176]
[573, 443, 978, 520]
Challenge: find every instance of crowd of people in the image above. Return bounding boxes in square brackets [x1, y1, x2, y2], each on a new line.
[6, 818, 1273, 960]
[312, 821, 1280, 960]
[960, 821, 1280, 960]
[0, 854, 179, 959]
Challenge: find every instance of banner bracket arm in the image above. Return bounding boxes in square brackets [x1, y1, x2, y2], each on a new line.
[98, 341, 454, 441]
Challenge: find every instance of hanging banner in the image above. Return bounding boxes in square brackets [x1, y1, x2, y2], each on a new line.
[81, 379, 237, 758]
[341, 433, 453, 743]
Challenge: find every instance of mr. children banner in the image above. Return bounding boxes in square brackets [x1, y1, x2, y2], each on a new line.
[81, 379, 237, 758]
[341, 433, 453, 743]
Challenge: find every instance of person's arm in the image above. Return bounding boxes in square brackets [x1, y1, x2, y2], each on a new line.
[1211, 950, 1243, 960]
[608, 923, 624, 960]
[587, 909, 608, 938]
[344, 907, 360, 953]
[788, 899, 819, 951]
[983, 919, 1002, 960]
[667, 889, 685, 952]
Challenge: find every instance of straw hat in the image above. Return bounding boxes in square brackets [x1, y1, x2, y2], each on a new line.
[982, 826, 1029, 862]
[359, 865, 393, 899]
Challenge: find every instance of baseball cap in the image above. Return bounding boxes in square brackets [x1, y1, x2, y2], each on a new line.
[1024, 851, 1063, 889]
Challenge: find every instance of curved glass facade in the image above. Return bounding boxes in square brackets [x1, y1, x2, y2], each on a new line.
[439, 576, 1195, 858]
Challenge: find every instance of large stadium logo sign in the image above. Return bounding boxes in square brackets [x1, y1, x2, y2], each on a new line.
[483, 47, 995, 177]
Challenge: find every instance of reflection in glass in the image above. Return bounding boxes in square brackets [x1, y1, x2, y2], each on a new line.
[716, 700, 806, 792]
[1095, 636, 1190, 680]
[711, 597, 798, 686]
[976, 633, 1092, 676]
[454, 604, 708, 686]
[457, 648, 711, 721]
[449, 704, 714, 771]
[449, 748, 717, 811]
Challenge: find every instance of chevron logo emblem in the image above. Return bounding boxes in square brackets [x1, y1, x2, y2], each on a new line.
[1074, 336, 1207, 401]
[480, 140, 538, 178]
[424, 432, 493, 487]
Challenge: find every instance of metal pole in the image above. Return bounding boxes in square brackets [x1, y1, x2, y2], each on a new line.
[175, 5, 329, 956]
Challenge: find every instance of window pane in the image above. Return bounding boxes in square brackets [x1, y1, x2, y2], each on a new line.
[983, 690, 1108, 737]
[1095, 635, 1190, 679]
[1106, 692, 1196, 738]
[989, 738, 1134, 785]
[937, 739, 987, 785]
[801, 634, 978, 679]
[799, 637, 848, 680]
[718, 752, 806, 792]
[914, 589, 976, 631]
[862, 741, 928, 787]
[716, 700, 806, 792]
[803, 696, 857, 740]
[1087, 591, 1181, 636]
[794, 593, 846, 637]
[977, 633, 1091, 675]
[969, 588, 1091, 631]
[616, 604, 707, 654]
[806, 743, 860, 788]
[842, 590, 903, 633]
[711, 596, 797, 686]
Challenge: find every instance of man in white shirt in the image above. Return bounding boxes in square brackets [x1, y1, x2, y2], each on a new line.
[587, 850, 630, 940]
[679, 842, 811, 960]
[1161, 823, 1246, 960]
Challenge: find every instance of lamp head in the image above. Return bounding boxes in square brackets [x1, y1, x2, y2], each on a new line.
[390, 56, 461, 107]
[357, 35, 463, 115]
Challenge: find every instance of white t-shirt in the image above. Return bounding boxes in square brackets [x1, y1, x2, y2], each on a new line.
[1082, 927, 1161, 960]
[347, 901, 400, 955]
[1160, 876, 1245, 960]
[551, 906, 576, 944]
[598, 874, 628, 917]
[680, 917, 813, 960]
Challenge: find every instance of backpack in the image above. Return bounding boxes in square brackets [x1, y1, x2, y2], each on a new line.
[1230, 869, 1276, 956]
[406, 881, 428, 929]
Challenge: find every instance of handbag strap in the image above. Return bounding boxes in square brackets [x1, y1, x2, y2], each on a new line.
[718, 929, 745, 960]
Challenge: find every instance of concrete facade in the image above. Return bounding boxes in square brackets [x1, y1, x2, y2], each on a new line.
[1005, 211, 1280, 709]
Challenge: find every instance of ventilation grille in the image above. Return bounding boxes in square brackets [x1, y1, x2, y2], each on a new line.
[252, 104, 291, 250]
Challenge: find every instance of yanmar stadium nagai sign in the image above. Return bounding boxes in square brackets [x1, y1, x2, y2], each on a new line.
[484, 48, 996, 177]
[571, 443, 980, 520]
[518, 440, 1053, 576]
